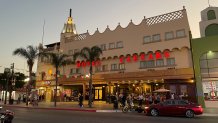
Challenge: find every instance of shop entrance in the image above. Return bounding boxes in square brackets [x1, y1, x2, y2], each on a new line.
[94, 87, 102, 100]
[200, 51, 218, 101]
[200, 51, 218, 107]
[45, 87, 52, 102]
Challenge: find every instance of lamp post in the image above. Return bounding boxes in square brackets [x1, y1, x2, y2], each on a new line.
[4, 68, 10, 105]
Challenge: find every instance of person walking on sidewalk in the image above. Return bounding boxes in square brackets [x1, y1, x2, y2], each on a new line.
[78, 93, 83, 108]
[17, 94, 21, 104]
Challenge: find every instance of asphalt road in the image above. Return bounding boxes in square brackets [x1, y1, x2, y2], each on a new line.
[6, 108, 218, 123]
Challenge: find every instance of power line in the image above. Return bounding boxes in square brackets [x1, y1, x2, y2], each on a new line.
[0, 65, 29, 73]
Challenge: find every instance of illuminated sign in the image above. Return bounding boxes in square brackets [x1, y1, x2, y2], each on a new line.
[76, 51, 170, 67]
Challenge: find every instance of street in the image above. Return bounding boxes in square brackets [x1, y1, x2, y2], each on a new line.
[6, 108, 218, 123]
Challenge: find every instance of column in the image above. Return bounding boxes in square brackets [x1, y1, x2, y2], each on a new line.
[83, 83, 86, 100]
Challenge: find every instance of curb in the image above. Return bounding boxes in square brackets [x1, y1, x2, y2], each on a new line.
[202, 113, 218, 117]
[96, 110, 122, 112]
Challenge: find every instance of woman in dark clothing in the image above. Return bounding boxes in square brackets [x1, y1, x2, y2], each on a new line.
[78, 93, 83, 108]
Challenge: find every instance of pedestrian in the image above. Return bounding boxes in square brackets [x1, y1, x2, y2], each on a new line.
[64, 93, 67, 102]
[23, 94, 26, 103]
[33, 95, 38, 106]
[78, 93, 83, 108]
[138, 94, 143, 106]
[127, 94, 134, 107]
[148, 95, 153, 105]
[121, 94, 126, 107]
[171, 93, 175, 99]
[17, 94, 21, 104]
[113, 95, 118, 110]
[156, 94, 160, 104]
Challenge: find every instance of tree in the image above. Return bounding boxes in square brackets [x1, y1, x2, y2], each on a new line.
[0, 72, 26, 103]
[0, 73, 7, 90]
[14, 72, 26, 89]
[45, 52, 70, 107]
[73, 46, 102, 108]
[13, 45, 44, 106]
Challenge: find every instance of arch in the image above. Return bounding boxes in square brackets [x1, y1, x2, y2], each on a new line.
[205, 24, 218, 37]
[155, 50, 162, 53]
[125, 54, 131, 57]
[147, 51, 154, 54]
[119, 55, 125, 63]
[181, 46, 190, 51]
[132, 53, 139, 56]
[107, 56, 112, 60]
[172, 47, 180, 51]
[207, 10, 216, 20]
[101, 57, 106, 61]
[113, 56, 119, 59]
[155, 50, 162, 59]
[119, 55, 125, 58]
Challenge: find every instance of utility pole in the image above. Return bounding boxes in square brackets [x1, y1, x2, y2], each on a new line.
[9, 63, 14, 104]
[4, 68, 10, 105]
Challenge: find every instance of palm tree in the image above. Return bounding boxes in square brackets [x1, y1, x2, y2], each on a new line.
[46, 52, 70, 107]
[73, 46, 102, 108]
[13, 45, 44, 106]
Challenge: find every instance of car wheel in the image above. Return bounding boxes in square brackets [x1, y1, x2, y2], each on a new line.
[122, 106, 129, 113]
[185, 110, 194, 118]
[150, 109, 159, 116]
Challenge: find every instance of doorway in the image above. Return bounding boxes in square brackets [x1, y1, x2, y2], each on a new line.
[94, 87, 102, 100]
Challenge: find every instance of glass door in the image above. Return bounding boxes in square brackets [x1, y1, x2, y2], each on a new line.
[94, 87, 102, 100]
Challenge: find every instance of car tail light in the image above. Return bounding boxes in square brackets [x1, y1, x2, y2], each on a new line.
[144, 106, 149, 109]
[196, 105, 201, 108]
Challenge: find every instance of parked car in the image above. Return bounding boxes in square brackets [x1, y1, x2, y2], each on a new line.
[145, 99, 203, 118]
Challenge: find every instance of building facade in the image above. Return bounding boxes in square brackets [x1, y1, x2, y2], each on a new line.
[192, 6, 218, 108]
[36, 7, 196, 102]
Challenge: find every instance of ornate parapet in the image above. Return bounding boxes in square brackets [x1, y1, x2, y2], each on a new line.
[146, 9, 185, 26]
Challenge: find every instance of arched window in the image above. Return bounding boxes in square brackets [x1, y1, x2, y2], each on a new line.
[205, 24, 218, 36]
[207, 10, 216, 20]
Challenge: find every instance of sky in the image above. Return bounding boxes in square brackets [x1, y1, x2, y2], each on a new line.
[0, 0, 217, 75]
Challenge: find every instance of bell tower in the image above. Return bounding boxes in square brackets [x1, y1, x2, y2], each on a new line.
[61, 9, 78, 36]
[199, 7, 218, 37]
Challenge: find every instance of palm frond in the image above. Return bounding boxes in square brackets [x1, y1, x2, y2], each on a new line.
[62, 59, 73, 66]
[73, 52, 82, 62]
[27, 45, 38, 60]
[46, 53, 68, 68]
[13, 48, 30, 59]
[81, 47, 91, 60]
[90, 46, 103, 61]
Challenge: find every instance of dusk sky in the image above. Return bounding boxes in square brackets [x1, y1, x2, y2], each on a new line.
[0, 0, 217, 75]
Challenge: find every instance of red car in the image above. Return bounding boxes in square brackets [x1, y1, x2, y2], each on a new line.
[145, 99, 203, 118]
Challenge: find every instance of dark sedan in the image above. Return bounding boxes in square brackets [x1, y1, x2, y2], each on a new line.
[145, 99, 203, 118]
